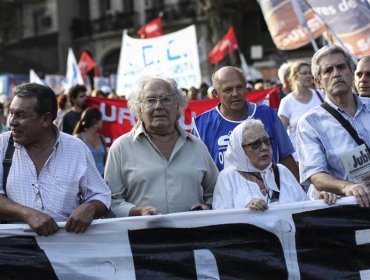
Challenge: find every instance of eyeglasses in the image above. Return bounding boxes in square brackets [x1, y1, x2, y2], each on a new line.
[298, 71, 312, 76]
[143, 96, 175, 107]
[32, 182, 44, 210]
[243, 137, 272, 150]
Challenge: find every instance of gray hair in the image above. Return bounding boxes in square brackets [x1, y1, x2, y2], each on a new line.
[356, 55, 370, 71]
[212, 66, 246, 91]
[277, 62, 291, 85]
[242, 118, 266, 139]
[128, 75, 188, 121]
[311, 45, 355, 79]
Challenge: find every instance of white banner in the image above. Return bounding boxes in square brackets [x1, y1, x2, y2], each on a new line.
[1, 197, 370, 279]
[116, 25, 201, 97]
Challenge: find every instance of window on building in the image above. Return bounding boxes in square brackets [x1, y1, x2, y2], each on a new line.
[99, 0, 111, 16]
[122, 0, 134, 12]
[33, 9, 45, 35]
[79, 0, 90, 20]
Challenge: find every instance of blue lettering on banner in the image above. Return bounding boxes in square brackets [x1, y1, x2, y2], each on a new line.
[172, 62, 194, 73]
[142, 45, 154, 66]
[123, 43, 138, 69]
[167, 40, 181, 60]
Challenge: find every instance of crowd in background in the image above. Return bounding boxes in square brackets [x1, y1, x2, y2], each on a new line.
[0, 49, 369, 236]
[0, 54, 369, 174]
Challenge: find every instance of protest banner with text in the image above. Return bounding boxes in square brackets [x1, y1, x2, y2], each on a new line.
[0, 198, 369, 279]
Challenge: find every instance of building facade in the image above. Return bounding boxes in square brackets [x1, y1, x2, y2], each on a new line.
[0, 0, 315, 89]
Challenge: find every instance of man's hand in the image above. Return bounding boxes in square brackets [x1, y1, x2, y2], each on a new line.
[190, 204, 211, 211]
[362, 171, 370, 186]
[343, 183, 370, 207]
[23, 209, 59, 237]
[65, 203, 96, 233]
[319, 191, 339, 205]
[129, 206, 160, 216]
[246, 198, 268, 211]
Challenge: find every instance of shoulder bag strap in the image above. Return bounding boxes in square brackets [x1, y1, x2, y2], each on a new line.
[314, 89, 324, 103]
[2, 134, 15, 196]
[321, 102, 369, 150]
[271, 164, 280, 201]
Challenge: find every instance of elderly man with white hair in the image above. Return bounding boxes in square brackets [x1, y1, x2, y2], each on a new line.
[105, 75, 218, 217]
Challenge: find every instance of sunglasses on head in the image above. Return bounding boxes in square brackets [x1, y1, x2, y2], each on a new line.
[243, 137, 272, 150]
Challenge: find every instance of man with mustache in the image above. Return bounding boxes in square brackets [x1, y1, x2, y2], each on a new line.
[192, 66, 299, 183]
[296, 46, 370, 207]
[355, 55, 370, 97]
[0, 83, 111, 236]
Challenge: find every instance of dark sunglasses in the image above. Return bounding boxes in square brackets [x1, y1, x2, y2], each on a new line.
[243, 137, 272, 150]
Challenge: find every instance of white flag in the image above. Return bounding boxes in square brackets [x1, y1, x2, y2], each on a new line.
[29, 69, 44, 85]
[64, 48, 84, 91]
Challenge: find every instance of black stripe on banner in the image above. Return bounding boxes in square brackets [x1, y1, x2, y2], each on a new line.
[0, 236, 58, 280]
[129, 223, 288, 279]
[293, 205, 370, 280]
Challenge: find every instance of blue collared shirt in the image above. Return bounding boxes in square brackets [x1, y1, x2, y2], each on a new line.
[296, 94, 370, 185]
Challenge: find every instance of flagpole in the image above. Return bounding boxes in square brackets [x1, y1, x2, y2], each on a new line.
[290, 0, 318, 52]
[238, 50, 254, 81]
[302, 0, 358, 64]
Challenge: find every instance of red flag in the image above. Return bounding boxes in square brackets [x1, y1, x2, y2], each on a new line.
[208, 27, 239, 64]
[137, 17, 162, 39]
[94, 65, 101, 78]
[78, 51, 96, 80]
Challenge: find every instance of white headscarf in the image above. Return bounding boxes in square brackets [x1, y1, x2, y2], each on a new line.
[224, 120, 278, 191]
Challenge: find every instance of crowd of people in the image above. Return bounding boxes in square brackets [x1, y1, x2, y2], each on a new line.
[0, 46, 369, 236]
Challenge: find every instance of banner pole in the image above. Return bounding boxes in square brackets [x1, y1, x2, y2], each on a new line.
[290, 0, 318, 52]
[302, 0, 358, 64]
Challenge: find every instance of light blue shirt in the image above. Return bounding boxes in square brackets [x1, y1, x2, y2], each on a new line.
[296, 94, 370, 185]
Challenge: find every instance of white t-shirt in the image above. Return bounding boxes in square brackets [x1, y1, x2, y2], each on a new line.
[278, 89, 324, 159]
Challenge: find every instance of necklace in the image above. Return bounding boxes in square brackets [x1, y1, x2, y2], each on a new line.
[248, 172, 263, 181]
[239, 171, 268, 196]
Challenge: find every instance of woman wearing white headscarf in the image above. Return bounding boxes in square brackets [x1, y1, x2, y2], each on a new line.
[213, 119, 336, 210]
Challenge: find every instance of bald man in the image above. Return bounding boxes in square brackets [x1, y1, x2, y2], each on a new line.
[355, 56, 370, 97]
[192, 66, 299, 182]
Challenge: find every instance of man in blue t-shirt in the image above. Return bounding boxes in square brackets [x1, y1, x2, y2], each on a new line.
[193, 66, 299, 181]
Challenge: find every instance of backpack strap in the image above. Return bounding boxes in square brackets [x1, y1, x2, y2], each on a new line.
[2, 134, 15, 196]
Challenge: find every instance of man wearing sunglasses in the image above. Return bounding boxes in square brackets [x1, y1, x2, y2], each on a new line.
[193, 66, 299, 182]
[296, 46, 370, 207]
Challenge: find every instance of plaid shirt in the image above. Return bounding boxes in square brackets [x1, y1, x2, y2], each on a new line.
[0, 129, 111, 222]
